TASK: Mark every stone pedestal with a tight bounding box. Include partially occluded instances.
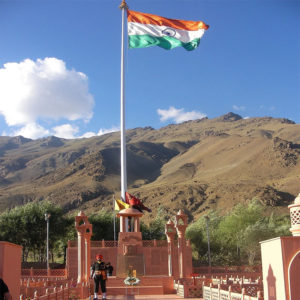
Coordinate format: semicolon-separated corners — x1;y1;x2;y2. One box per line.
0;241;22;300
116;208;144;277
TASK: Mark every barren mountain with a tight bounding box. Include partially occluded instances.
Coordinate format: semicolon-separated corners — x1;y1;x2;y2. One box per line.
0;113;299;222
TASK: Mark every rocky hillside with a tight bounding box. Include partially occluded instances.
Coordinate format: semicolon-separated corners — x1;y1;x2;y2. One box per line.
0;113;299;222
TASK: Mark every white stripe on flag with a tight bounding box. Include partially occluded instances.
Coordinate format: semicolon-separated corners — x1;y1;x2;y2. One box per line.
128;22;205;44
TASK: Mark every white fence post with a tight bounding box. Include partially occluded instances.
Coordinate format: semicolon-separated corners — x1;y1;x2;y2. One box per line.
257;290;263;300
241;287;245;300
33;290;38;300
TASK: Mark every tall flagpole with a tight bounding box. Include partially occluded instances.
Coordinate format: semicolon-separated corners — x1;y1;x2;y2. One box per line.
120;0;128;202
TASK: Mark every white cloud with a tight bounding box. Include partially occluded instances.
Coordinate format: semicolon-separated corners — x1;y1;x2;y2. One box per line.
13;123;50;139
80;126;120;139
0;57;94;126
80;131;96;138
233;105;246;111
157;106;206;124
97;126;119;136
52;124;79;139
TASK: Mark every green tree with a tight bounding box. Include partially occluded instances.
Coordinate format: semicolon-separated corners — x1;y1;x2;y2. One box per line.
186;212;222;265
186;198;291;266
215;199;264;264
89;210;117;241
0;201;69;262
0;207;28;259
52;214;77;263
239;220;274;265
141;206;168;240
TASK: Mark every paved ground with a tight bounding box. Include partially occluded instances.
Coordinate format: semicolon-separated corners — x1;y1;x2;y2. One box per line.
87;296;203;300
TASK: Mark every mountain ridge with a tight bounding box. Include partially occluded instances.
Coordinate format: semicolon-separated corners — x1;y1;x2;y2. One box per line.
0;113;299;222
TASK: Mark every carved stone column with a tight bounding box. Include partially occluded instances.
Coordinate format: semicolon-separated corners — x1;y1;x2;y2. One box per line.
165;219;176;276
75;211;88;284
175;210;188;279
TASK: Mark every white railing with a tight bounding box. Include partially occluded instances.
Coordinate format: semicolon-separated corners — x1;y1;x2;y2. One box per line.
203;284;263;300
20;284;71;300
20;282;90;300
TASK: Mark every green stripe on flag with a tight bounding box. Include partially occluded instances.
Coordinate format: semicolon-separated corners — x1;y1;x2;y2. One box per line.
128;34;201;51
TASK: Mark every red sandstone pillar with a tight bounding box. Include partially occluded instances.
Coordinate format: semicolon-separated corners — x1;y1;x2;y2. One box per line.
175;210;188;279
75;211;88;284
134;217;140;232
165;219;176;276
77;227;85;283
120;215;125;232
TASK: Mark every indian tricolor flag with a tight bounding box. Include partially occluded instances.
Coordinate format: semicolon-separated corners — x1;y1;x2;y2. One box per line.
127;10;209;51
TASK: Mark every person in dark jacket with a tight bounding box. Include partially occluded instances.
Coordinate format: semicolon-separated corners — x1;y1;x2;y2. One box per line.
91;254;108;300
0;278;12;300
106;262;113;276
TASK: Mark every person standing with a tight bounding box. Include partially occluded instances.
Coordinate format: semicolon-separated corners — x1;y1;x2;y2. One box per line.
0;278;12;300
91;254;108;300
106;262;113;276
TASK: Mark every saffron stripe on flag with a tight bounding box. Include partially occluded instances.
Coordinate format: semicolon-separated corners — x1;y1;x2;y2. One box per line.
127;10;209;31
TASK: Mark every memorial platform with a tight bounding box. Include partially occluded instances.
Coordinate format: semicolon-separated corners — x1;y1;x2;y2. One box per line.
91;275;176;296
92;295;203;300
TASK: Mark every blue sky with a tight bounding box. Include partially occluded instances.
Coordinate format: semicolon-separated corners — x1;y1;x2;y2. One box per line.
0;0;299;139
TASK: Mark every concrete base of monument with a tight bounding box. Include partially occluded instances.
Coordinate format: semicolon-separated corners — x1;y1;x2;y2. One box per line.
91;276;176;295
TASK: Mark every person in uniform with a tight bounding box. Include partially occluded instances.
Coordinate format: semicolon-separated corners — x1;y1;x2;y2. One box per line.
0;278;12;300
91;254;108;300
